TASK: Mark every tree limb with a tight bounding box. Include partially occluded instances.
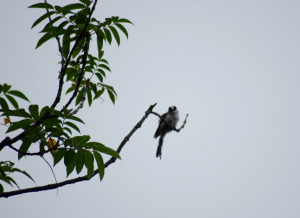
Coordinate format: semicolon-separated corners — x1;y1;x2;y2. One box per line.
51;0;98;109
0;103;157;198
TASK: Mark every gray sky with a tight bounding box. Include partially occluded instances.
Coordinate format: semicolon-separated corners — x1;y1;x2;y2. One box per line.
1;0;300;217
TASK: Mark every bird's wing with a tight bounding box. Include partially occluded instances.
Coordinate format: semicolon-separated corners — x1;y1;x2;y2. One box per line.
154;112;167;138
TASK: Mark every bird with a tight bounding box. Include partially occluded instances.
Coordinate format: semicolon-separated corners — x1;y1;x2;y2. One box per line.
154;106;179;159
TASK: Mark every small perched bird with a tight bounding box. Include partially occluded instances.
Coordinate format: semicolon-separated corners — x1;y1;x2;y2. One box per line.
154;106;179;159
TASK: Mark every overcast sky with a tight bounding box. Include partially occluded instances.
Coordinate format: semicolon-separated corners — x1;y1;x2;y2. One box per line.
1;0;300;217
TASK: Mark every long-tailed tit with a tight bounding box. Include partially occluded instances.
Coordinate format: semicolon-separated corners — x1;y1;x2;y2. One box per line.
154;106;179;159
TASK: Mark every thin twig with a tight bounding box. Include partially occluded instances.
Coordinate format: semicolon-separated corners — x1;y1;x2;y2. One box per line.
0;103;157;198
40;156;58;195
7;144;58;156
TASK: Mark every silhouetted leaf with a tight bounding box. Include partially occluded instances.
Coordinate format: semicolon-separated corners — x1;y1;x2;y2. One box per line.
54;149;67;166
93;151;105;181
115;23;129;39
31;11;56;29
29;105;39;121
28;3;54;9
5;95;19;109
64;121;80;133
109;26;120;46
7;90;30;102
36;33;53;49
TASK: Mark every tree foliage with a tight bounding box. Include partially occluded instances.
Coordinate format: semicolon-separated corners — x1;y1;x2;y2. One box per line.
0;0;133;196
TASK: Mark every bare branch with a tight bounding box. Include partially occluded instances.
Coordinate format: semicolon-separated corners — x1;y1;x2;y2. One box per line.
0;103;157;198
7;144;58;156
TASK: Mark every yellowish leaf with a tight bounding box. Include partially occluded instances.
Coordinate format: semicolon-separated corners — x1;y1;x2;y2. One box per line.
48;138;57;156
4;118;10;125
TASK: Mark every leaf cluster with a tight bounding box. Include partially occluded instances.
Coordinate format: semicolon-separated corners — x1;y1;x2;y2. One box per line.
0;0;133;195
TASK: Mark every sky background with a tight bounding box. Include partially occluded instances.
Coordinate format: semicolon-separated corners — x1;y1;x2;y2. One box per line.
1;0;300;217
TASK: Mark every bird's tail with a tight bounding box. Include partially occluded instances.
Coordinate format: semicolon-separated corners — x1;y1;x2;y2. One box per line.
156;136;164;159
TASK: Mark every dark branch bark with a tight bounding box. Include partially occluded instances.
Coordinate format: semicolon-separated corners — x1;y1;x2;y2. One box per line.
63;35;90;110
51;0;98;109
7;144;58;156
0;103;157;198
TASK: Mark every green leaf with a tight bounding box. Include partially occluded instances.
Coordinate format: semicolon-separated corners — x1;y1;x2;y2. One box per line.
117;18;134;25
11;168;35;184
65;115;85;124
111;16;119;23
105;18;112;26
24;127;45;143
0;183;3;193
0;85;2;93
45;16;63;28
94;88;105;100
63;3;86;11
66;154;76;177
98;64;111;72
84;151;94;180
107;89;115;104
64;121;80;133
77;135;90;147
104;29;112;45
2;84;11;93
63;127;72;134
29;105;39;121
36;33;53;49
64;149;76;166
75;151;84;174
6;119;33;134
28;3;54;9
93;151;105;181
18;140;32;160
97;39;103;59
5;95;19;109
79;0;92;7
87;88;92;107
63;26;74;59
31;11;56;29
0;97;9;109
75;87;86;106
89;142;121;159
109;26;120;46
72;37;85;59
95;73;103;83
1;109;32;118
98;51;104;60
99;59;109;65
115;23;129;39
66;86;75;95
54;149;67;166
7;90;30;102
7;177;20;189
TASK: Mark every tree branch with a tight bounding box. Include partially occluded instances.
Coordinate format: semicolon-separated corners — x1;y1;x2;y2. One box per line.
51;0;98;109
0;103;157;198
